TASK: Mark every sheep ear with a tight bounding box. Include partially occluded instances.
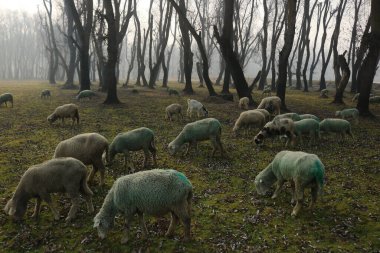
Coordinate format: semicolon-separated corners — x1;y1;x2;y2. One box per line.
4;199;16;216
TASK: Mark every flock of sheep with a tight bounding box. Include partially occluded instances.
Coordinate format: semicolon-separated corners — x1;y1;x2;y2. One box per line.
0;88;361;244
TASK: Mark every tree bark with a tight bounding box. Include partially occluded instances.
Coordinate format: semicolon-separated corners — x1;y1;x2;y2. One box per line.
332;52;351;104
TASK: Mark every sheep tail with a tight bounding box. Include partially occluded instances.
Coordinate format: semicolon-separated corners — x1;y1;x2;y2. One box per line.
313;160;325;196
81;177;93;196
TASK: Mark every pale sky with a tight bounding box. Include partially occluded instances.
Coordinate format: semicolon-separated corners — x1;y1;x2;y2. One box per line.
0;0;41;12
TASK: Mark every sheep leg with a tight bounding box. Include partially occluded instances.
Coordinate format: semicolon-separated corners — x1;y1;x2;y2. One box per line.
271;180;284;199
291;180;304;217
31;197;42;219
94;160;106;186
148;143;157;167
290;181;296;204
84;194;94;214
143;148;150;168
123;151;134;173
165;212;179;237
121;215;133;244
138;212;148;238
66;195;80;222
87;166;98;185
309;186;318;209
41;193;60;220
210;136;218;157
177;210;191;241
185;142;193;156
217;135;225;157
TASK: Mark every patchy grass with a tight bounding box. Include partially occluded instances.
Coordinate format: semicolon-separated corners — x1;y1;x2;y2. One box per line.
0;80;379;252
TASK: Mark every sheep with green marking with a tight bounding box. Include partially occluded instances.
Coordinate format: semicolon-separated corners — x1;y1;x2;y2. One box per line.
108;127;157;172
167;87;180;96
255;150;325;216
93;169;192;244
0;93;13;107
273;112;301;122
233;110;265;136
319;118;353;138
168;118;224;157
335;108;359;124
370;96;380;103
299;114;320;122
76;90;97;100
294;119;320;145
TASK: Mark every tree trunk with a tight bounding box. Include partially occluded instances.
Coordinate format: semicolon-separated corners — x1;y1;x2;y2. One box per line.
258;0;269;90
332;52;350;104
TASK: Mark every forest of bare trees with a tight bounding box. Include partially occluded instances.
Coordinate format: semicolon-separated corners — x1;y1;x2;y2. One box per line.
0;0;377;114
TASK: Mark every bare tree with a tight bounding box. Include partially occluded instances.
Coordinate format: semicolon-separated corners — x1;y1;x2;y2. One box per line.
162;13;178;88
123;29;137;87
258;0;269;90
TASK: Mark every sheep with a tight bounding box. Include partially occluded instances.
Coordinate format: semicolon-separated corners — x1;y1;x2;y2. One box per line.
352;93;360;102
254;118;296;146
254;150;325;216
168;118;225;157
320;89;328;98
93;169;192;243
187;99;208;119
293;119;320;145
165;103;183;121
319;118;353;138
335;108;359;124
4;157;94;222
369;96;380;103
0;93;13;108
238;97;249;110
257;96;281;116
47;103;79;126
108;127;157;172
273;112;301;122
53;133;109;186
40;89;51;99
167;87;180;96
233;110;266;136
76;90;97;100
253;109;271;122
299;114;320;122
262;87;271;98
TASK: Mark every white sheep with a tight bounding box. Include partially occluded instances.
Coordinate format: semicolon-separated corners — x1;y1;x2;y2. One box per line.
299;114;320;122
238;97;249;110
254;118;296;146
262;87;271;98
255;151;325;216
187;99;208;119
293;119;320;145
273;112;301;122
93;169;192;243
335;108;359;124
168;118;224;157
253;109;271;122
257;96;281;116
47;103;79;126
233;110;265;136
53;133;109;186
166;103;183;121
319;118;353;139
4;157;94;222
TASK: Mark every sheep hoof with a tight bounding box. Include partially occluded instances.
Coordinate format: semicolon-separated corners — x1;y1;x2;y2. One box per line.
291;211;297;217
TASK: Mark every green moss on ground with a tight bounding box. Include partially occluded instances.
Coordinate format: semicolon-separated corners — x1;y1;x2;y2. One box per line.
0;81;379;252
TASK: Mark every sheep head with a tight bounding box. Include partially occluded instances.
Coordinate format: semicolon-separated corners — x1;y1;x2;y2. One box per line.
168;141;181;155
254;164;276;195
201;106;208;117
93;213;114;239
47;114;57;124
4;198;27;220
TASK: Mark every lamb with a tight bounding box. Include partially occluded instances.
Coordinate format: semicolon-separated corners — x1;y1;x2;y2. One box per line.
320;89;328;98
233;110;266;136
255;150;325;216
108;127;157;171
299;114;320;122
253;109;271;122
167;87;180;96
165;103;183;121
53;133;109;186
40;89;51;99
335;108;359;124
4;157;94;222
93;169;192;243
187;99;208;119
273;112;301;122
47;103;79;126
238;97;249;110
319;118;353;138
257;96;281;116
0;93;13;107
168;118;225;157
369;96;380;103
76;90;97;100
293;119;320;145
254;118;296;146
262;87;271;98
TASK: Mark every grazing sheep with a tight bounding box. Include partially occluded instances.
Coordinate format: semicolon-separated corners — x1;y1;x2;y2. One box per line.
168;118;224;157
320;89;328;98
187;99;208;119
76;90;97;100
369;96;380;103
4;158;94;222
257;96;281;116
299;114;320;122
131;89;139;94
167;88;180;96
238;97;249;110
262;87;271;98
352;93;360;102
253;109;271;123
53;133;109;186
47;103;79;126
166;103;183;121
40;89;51;99
0;93;13;107
273;112;301;122
108;127;157;171
255;150;325;216
335;108;359;124
233;110;266;136
93;169;192;243
294;119;320;145
254;118;296;146
319;118;353;138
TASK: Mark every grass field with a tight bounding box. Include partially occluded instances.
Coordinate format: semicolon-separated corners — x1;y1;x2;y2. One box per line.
0;80;379;252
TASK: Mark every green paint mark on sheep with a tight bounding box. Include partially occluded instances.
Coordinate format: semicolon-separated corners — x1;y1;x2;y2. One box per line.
172;170;191;186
